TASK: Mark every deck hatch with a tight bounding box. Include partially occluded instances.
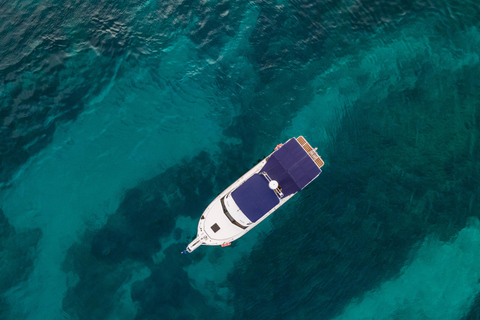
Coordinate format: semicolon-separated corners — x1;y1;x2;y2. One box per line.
211;223;220;233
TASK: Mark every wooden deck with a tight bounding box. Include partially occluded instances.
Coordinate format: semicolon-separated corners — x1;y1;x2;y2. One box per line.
296;136;324;168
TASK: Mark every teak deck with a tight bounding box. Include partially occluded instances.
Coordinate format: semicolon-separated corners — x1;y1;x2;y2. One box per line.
296;136;325;169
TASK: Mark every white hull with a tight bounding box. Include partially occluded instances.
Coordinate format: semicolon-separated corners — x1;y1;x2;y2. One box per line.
184;136;324;253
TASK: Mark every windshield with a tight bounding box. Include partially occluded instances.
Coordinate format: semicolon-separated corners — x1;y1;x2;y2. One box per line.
220;196;247;229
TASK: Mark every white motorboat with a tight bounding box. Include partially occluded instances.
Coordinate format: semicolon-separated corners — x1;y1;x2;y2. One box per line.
182;136;324;253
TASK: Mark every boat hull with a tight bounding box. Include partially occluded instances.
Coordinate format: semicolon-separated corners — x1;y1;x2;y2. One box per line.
184;137;323;253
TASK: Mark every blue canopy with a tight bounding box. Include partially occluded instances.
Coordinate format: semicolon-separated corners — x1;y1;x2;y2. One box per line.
261;138;320;197
231;174;279;223
231;138;320;223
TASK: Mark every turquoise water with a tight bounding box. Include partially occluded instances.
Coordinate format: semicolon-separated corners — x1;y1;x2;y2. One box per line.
1;0;480;319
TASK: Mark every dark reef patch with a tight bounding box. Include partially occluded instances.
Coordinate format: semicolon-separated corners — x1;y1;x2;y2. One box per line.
130;244;218;320
62;147;252;319
0;209;42;319
227;38;480;320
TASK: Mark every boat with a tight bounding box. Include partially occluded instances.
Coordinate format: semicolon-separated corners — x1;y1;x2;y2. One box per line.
182;136;324;253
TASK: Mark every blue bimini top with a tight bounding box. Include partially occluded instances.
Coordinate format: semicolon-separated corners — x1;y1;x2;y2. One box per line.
231;174;279;223
261;138;320;197
231;138;320;223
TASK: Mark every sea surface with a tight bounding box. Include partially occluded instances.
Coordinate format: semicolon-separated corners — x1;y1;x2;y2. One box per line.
1;0;480;319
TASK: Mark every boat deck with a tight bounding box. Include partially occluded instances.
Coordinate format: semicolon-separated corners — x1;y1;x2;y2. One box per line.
297;136;324;168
